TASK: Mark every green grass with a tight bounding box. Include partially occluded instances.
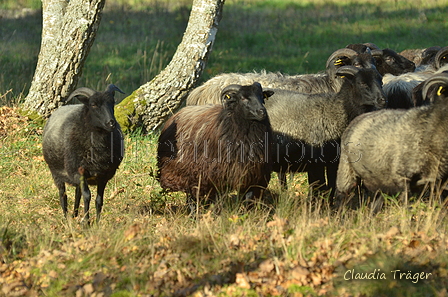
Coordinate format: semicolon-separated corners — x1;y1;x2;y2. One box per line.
1;0;448;296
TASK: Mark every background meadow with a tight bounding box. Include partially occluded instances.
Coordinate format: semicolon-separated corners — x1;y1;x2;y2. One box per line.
1;0;448;296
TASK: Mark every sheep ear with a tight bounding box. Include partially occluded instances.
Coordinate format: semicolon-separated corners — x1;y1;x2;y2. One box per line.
422;72;448;100
437;86;445;96
326;48;358;69
105;84;125;96
263;90;274;99
222;93;235;105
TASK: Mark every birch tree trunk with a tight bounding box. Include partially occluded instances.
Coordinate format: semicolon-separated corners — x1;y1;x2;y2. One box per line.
23;0;105;117
115;0;225;132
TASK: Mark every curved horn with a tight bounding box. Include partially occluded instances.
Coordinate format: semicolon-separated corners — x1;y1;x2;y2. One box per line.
222;84;243;94
420;46;441;65
370;49;384;58
335;65;360;77
363;42;380;50
105;84;125;95
421;72;448;100
434;46;448;69
66;87;97;102
326;48;359;69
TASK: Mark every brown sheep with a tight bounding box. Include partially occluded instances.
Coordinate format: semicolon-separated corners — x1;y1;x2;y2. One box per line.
157;82;274;211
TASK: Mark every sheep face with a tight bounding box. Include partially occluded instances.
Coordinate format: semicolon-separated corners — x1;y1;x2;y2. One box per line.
325;49;377;92
351;52;376;70
336;66;386;109
372;48;416;76
221;82;273;121
77;93;117;132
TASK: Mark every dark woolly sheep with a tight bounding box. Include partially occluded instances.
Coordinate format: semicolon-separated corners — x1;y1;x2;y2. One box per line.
383;46;448;109
157;82;273;210
399;46;441;69
185;48;377;106
42;84;125;223
371;48;416;76
346;43;416;76
336;72;448;201
265;66;386;196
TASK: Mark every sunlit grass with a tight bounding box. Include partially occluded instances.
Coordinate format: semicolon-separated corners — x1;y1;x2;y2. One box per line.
0;111;447;296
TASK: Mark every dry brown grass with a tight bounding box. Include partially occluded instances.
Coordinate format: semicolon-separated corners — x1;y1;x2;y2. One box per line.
0;108;447;296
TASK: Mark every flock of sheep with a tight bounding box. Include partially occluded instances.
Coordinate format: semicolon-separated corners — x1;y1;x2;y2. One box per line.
41;43;448;222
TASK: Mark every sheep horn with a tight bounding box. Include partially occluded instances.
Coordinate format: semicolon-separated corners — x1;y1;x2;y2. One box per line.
420;46;441;65
363;42;380;50
434;46;448;69
222;84;243;94
370;49;384;59
66;87;97;102
335;65;360;78
325;48;359;69
105;84;125;95
421;72;448;100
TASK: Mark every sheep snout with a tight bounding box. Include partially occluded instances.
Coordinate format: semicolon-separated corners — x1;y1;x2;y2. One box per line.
252;107;267;121
107;119;116;130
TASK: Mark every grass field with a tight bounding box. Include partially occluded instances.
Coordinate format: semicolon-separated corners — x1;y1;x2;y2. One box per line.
1;0;448;296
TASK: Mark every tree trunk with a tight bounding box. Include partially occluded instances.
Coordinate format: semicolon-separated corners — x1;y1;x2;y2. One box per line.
23;0;105;117
115;0;225;133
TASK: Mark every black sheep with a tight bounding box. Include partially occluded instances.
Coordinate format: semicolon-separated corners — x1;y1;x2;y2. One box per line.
265;66;386;197
42;84;125;223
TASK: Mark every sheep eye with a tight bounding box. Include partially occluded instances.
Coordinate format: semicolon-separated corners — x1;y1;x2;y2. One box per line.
437;86;445;96
91;103;98;108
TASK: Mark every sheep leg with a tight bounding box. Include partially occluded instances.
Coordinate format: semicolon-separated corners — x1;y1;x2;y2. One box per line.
325;163;339;202
73;186;81;218
307;165;327;192
334;157;358;208
57;182;68;217
95;180;107;223
335;158;357;195
79;176;92;224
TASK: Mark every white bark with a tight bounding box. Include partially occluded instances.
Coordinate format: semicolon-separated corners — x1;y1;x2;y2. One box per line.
115;0;225;132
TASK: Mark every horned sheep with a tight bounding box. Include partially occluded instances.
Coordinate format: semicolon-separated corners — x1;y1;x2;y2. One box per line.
346;43;416;76
265;65;386;195
185;47;377;106
383;46;448;109
157;82;274;210
42;84;125;223
336;72;448;201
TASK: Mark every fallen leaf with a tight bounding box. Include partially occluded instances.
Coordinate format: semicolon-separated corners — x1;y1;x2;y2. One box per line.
235;273;251;289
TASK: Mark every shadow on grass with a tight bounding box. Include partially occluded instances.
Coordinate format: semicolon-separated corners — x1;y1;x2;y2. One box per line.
2;1;448;104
